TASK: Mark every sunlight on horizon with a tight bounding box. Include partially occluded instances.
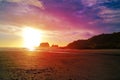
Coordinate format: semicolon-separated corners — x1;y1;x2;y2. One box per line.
22;27;42;51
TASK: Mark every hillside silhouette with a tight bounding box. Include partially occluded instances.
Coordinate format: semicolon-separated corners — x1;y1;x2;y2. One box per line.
66;32;120;49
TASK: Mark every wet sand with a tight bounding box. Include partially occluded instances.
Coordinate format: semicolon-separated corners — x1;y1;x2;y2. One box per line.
0;49;120;80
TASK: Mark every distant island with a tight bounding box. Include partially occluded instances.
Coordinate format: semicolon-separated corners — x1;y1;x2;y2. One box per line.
39;42;59;48
66;32;120;49
40;42;50;48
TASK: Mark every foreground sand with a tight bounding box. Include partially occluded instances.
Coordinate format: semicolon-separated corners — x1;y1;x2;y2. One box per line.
0;49;120;80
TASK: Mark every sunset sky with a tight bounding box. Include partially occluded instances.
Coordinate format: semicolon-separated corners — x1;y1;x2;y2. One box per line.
0;0;120;47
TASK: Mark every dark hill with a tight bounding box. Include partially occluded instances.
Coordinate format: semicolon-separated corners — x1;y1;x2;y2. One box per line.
66;32;120;49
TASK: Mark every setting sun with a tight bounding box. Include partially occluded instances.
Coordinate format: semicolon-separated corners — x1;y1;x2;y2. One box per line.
22;27;42;51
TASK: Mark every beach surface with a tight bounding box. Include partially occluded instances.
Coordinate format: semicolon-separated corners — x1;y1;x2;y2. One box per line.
0;49;120;80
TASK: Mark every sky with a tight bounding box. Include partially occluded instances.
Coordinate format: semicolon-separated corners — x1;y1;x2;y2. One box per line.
0;0;120;47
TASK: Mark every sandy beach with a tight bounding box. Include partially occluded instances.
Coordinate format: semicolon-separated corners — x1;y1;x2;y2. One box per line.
0;49;120;80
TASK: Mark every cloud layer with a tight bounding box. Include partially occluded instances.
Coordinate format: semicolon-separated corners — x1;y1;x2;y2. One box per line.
0;0;120;46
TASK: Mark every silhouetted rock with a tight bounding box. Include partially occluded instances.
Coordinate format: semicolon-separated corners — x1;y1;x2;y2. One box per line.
51;45;59;48
66;32;120;49
40;42;50;48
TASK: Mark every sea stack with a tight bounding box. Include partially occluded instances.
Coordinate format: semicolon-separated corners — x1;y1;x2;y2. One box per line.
39;42;50;48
